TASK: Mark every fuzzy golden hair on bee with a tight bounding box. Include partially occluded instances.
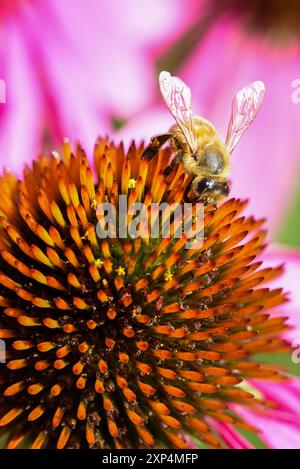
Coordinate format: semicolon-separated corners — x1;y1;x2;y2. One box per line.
142;71;265;205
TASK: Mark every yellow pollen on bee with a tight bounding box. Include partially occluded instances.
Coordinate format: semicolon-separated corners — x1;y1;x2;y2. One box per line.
116;266;125;277
128;178;137;189
95;258;104;268
164;270;173;282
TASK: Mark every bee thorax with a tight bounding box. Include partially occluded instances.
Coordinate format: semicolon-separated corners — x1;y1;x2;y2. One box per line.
202;145;224;174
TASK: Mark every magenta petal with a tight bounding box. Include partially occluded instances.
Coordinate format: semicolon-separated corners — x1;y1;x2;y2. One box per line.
211;420;253;448
116;105;172;143
121;11;300;233
233;378;300;448
0;18;43;173
253;379;300;417
1;0;186;167
261;245;300;342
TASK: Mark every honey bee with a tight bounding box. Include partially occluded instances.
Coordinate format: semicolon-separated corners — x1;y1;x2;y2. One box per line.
142;71;265;204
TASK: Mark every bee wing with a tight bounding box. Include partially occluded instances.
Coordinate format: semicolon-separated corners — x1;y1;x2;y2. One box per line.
159;71;197;153
226;81;265;154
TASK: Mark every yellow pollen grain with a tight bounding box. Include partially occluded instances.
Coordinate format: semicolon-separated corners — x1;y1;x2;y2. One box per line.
91;198;97;210
116;266;126;277
164;270;173;282
102;279;108;286
128;178;136;189
132;306;142;317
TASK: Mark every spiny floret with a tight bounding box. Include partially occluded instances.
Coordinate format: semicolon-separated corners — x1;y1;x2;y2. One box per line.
0;138;289;449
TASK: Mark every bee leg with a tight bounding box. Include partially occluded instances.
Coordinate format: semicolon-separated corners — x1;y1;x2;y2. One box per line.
163;150;183;177
183;178;194;201
141;133;172;161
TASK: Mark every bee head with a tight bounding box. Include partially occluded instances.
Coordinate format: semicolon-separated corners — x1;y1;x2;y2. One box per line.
195;177;229;201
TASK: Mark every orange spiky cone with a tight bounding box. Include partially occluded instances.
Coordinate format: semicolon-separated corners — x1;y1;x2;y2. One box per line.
0;138;290;449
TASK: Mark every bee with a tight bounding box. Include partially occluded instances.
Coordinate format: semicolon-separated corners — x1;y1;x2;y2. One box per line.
141;71;265;204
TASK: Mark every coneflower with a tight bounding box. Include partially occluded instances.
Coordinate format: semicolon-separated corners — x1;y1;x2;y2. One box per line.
0;138;290;449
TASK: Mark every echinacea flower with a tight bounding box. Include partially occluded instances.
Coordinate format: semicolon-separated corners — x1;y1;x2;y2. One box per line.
0;138;294;449
120;0;300;234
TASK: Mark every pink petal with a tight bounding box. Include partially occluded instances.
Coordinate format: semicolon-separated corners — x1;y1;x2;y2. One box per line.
19;0;187;148
221;246;300;448
235;405;300;448
233;378;300;448
0;17;43;174
262;245;300;342
180;13;300;233
212;421;253;449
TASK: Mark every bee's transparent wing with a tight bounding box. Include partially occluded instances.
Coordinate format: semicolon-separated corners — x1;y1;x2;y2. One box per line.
226;81;265;154
159;71;197;153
